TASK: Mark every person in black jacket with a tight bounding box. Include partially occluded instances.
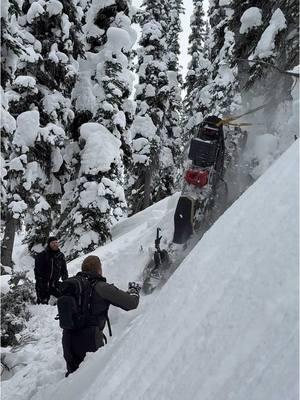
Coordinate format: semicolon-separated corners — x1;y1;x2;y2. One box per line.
62;255;140;377
34;236;68;304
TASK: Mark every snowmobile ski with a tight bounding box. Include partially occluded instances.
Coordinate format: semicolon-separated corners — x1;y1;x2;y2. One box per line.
142;228;171;295
173;196;194;244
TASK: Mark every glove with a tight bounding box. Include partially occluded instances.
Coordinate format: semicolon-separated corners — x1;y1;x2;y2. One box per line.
128;282;141;296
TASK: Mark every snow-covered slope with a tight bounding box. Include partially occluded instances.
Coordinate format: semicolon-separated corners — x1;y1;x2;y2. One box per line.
1;193;180;399
2;142;298;400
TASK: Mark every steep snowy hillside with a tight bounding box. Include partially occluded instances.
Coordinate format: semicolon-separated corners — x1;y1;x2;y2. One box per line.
15;141;296;400
1;193;180;399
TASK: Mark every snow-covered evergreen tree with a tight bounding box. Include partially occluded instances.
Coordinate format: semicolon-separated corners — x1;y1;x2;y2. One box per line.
151;0;184;203
185;1;208;101
1;0;25;87
58;122;127;259
207;0;241;117
166;0;184;72
58;0;136;259
4;0;84;253
183;0;211;139
231;1;298;110
72;0;137;163
129;0;172;212
1;1;27;267
0;92;18;268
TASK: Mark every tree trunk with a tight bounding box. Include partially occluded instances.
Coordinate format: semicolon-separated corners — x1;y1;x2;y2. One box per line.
143;168;152;209
1;217;16;269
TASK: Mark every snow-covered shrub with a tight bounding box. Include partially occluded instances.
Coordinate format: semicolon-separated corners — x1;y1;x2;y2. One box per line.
1;272;35;347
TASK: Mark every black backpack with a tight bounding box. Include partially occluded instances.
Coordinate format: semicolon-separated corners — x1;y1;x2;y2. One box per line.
57;275;97;330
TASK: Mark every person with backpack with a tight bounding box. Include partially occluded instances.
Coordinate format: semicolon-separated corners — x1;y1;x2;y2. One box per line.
34;236;68;304
57;255;140;377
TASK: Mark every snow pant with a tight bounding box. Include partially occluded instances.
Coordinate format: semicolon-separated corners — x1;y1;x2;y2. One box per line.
36;280;61;304
62;326;104;376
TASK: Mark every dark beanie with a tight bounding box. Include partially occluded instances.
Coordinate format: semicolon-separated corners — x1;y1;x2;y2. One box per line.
47;236;58;246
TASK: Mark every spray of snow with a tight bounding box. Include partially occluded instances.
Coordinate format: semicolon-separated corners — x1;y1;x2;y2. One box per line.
243;65;299;179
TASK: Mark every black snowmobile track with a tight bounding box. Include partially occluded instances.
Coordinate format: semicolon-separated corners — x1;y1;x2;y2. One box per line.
173;196;195;244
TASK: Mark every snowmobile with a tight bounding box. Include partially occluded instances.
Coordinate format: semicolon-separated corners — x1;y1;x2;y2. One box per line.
142;228;171;294
142;117;248;294
173;115;230;244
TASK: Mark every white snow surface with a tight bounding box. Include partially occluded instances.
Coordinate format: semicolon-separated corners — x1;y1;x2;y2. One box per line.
252;8;286;59
8;198;27;218
2;141;298;400
14;75;37;89
46;0;63;17
1;107;16;134
72;69;97;114
23;161;47;191
13;110;40;148
26;2;45;24
51;147;63;173
79;123;122;175
131;115;157;164
219;0;231;7
106;27;132;53
0;274;12;294
1;0;8;20
240;7;262;34
219;0;231;6
142;20;163;41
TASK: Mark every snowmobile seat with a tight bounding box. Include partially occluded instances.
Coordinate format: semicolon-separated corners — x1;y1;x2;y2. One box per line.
188;138;218;167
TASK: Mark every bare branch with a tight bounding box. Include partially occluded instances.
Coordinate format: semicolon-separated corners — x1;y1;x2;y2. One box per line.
236;58;300;78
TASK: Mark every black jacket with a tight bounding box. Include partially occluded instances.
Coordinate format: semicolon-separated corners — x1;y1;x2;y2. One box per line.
34;247;68;289
62;272;139;375
75;271;139;330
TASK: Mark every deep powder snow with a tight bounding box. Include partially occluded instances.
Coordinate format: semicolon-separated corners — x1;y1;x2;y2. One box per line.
2;140;298;400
